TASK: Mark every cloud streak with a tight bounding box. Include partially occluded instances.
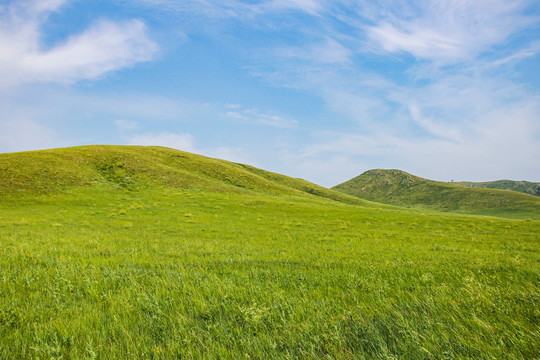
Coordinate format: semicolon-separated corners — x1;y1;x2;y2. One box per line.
132;0;325;17
221;104;298;129
341;0;536;64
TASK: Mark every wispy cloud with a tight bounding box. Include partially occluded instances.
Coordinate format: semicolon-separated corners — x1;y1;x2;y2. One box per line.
367;23;462;60
486;41;540;68
132;0;325;17
220;104;298;129
0;0;158;88
263;0;324;15
352;0;536;64
274;37;352;65
290;79;540;185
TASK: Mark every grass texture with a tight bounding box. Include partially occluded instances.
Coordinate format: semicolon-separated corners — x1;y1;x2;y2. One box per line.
0;146;539;359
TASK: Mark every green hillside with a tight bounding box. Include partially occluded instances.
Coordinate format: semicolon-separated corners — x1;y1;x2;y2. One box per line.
1;147;539;359
455;179;540;196
0;145;367;206
332;169;540;220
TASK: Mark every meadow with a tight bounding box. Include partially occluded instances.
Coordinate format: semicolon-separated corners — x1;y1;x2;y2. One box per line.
0;146;539;359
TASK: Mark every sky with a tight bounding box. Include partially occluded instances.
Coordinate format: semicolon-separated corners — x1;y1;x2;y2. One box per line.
1;0;539;187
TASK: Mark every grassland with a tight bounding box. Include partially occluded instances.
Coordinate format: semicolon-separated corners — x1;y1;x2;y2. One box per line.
455;180;540;197
333;169;540;220
1;146;539;359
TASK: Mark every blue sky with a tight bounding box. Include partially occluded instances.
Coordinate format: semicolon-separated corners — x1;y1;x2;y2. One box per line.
1;0;539;186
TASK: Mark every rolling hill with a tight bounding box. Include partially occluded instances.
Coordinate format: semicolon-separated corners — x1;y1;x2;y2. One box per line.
0;145;368;206
455;179;540;196
1;146;539;358
332;169;540;219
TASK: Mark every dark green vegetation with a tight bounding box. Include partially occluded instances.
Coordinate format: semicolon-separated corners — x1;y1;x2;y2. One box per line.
1;146;539;359
455;180;540;197
333;169;540;220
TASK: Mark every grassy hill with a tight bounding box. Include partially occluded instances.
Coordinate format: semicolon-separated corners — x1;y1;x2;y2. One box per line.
332;169;540;220
455;179;540;196
1;147;539;359
0;145;368;206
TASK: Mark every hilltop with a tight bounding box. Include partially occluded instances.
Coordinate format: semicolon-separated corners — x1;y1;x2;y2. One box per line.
332;169;540;219
455;179;540;196
0;145;366;206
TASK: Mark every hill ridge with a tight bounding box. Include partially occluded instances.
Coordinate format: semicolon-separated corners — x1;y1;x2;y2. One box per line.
454;179;540;197
0;145;368;207
332;169;540;220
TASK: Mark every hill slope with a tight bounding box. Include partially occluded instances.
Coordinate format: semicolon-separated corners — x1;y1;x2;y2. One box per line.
332;169;540;219
455;179;540;196
0;145;367;206
1;147;539;358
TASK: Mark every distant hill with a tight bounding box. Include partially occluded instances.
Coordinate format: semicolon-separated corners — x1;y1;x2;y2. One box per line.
454;180;540;197
0;145;367;206
332;169;540;219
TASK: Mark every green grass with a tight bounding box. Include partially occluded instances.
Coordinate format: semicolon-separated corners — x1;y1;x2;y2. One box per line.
333;169;540;220
0;145;367;206
1;147;539;359
455;180;540;197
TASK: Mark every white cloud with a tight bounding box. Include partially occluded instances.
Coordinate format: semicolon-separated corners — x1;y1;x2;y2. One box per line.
286;121;540;186
0;0;158;88
266;60;540;186
292;93;540;185
27;0;65;14
133;0;324;17
276;38;352;64
367;23;462;60
486;41;540;68
220;106;298;128
261;0;324;15
407;104;463;142
364;0;535;63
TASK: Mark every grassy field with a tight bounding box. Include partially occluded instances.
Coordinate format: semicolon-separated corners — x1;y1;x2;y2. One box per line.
333;169;540;220
1;147;539;359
